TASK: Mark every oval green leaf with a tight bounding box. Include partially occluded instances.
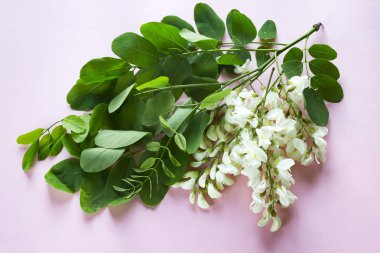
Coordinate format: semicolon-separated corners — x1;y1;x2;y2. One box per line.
136;76;169;91
95;130;150;149
309;59;340;80
258;20;277;40
227;9;256;46
283;47;303;62
62;115;86;133
108;85;134;113
194;3;225;41
161;15;195;32
303;87;329;126
309;44;337;60
112;32;159;67
281;60;303;79
311;74;344;103
17;128;44;145
80;147;125;173
200;89;232;109
22;140;39;171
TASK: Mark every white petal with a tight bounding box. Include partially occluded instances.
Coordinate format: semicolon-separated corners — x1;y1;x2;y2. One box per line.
193;151;207;161
189;190;196;204
207;183;222;199
206;125;218;141
258;211;270;227
198;172;208;188
277;158;295;171
197;192;210;209
218;163;239;175
270;216;282;232
293;138;307;155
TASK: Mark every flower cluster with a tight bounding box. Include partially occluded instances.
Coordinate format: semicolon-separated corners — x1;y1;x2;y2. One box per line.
174;75;328;231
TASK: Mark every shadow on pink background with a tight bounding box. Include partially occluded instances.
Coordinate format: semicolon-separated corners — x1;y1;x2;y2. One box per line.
1;0;379;252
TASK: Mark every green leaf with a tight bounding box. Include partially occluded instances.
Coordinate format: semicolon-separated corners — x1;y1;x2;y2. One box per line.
71;114;90;143
22;140;39;171
162;162;175;178
140;157;156;170
309;44;337;60
161;55;192;85
112;98;145;131
164;98;195;136
283;47;303;62
89;104;112;136
174;133;186;151
226;9;257;46
62;134;82;158
140;22;188;53
184;76;220;102
108;84;134;113
161;140;189;185
80;157;135;213
80;147;125;173
17;128;44;145
45;158;87;193
217;53;244;65
309;59;340;80
135;66;161;85
113;71;135;95
258;20;277;40
200;89;232;109
142;91;175;127
38;133;51;161
112;32;159;67
311;74;344;103
62;115;86;133
66;79;116;111
159;115;174;135
49;139;64;157
49;126;65;156
179;29;218;49
95;130;150;149
161;16;195;32
80;57;130;85
191;53;218;79
146;142;161;152
281;60;303;79
136;76;169;91
255;46;270;67
194;3;225;41
183;111;210;153
303;87;329;126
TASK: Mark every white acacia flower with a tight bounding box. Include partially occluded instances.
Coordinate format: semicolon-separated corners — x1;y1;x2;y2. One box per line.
256;126;274;149
258;211;270;227
193;150;208;161
172;171;198;190
198;169;209;188
207;182;222;199
276;186;297;207
250;193;266;214
264;91;281;109
270;216;282;232
276;158;295;186
234;59;256;74
197;191;210;209
189;189;196;204
287;76;310;105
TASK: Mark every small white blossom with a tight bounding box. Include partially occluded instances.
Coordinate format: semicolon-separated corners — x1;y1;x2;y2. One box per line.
234;59;256;74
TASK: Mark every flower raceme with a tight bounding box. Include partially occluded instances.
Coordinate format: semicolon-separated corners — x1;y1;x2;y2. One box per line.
173;75;328;232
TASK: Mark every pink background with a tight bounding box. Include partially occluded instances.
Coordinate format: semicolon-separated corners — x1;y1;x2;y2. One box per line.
1;0;379;252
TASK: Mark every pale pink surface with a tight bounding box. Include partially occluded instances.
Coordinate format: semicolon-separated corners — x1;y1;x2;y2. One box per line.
1;0;379;252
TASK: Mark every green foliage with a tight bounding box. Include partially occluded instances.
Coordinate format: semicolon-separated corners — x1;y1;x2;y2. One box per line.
161;55;192;85
303;87;329;126
194;3;225;41
140;22;188;53
283;47;303;62
62;115;86;133
308;44;337;60
200;89;232;109
45;159;87;193
80;57;130;85
217;53;244;65
142;91;175;126
136;76;169;91
179;29;218;49
191;53;218;78
108;85;134;113
183;111;210;153
256;46;270;67
112;32;159;67
95;130;150;149
80;147;125;173
281;60;303;79
17;128;44;145
311;75;344;103
309;59;340;79
22;140;39;171
161;16;195;32
227;9;257;46
258;20;277;40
